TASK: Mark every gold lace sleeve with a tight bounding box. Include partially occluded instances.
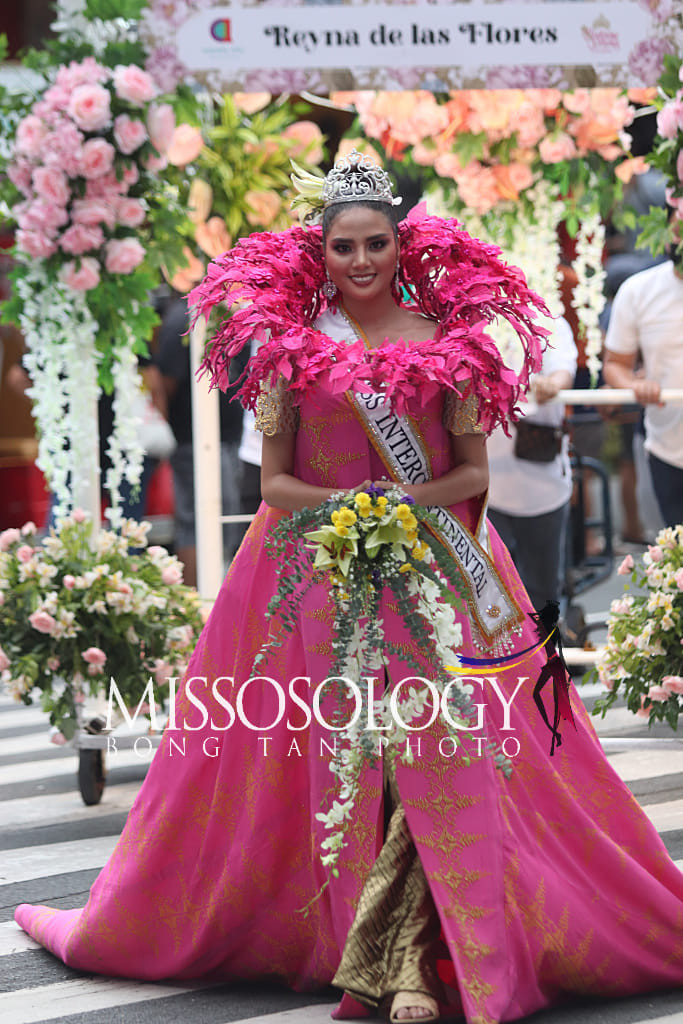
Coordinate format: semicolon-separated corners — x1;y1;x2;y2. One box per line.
443;389;485;435
254;377;300;436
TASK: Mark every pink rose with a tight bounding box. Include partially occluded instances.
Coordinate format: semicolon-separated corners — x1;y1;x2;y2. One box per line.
678;150;683;184
647;545;663;562
167;124;204;167
143;152;168;173
161;564;183;585
71;198;116;230
8;158;34;196
49;729;67;746
663;675;683;694
68;83;111;132
16;544;34;563
0;528;21;550
617;554;634;575
114;198;146;228
82;646;107;667
21;522;36;535
105;237;145;275
15;115;48;157
113;114;148;155
63;575;76;590
32;166;70;206
647;685;670;703
674;567;683;590
18;199;69;234
657;101;683;140
47;656;60;670
73;508;87;522
59;257;101;292
29;610;57;634
147;103;176;154
0;646;10;672
59;223;105;256
539;132;577;163
113;64;158;106
79;138;116;179
154;658;174;685
16;230;58;259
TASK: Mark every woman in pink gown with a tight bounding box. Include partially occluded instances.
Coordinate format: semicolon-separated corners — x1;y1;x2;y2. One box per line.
15;152;683;1024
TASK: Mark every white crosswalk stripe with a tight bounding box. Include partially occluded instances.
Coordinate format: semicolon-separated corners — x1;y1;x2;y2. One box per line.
2;690;683;1024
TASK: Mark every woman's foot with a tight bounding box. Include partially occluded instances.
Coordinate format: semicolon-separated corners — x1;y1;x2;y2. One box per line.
390;990;439;1021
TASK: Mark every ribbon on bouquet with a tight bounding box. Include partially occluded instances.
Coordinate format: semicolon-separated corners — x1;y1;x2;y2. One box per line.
346;387;523;645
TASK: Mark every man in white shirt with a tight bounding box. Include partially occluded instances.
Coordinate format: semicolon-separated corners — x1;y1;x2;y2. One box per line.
488;317;578;611
603;256;683;528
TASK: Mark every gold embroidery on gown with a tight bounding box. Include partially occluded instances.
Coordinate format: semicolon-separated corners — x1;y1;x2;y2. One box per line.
254;377;300;435
333;758;444;1009
443;389;485;436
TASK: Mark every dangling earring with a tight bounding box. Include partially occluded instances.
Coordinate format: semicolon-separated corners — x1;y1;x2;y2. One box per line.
393;260;401;293
322;268;338;300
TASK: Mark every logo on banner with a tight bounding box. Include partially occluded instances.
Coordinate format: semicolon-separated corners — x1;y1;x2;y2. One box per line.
210;18;232;42
581;14;619;53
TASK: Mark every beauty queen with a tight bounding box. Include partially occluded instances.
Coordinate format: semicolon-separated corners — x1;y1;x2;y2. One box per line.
15;152;683;1024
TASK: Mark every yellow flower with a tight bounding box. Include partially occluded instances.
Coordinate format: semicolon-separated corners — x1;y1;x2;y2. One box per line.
337;507;357;527
331;510;341;525
399;563;414;573
405;530;418;544
412;541;428;561
335;525;349;537
402;513;418;531
396;503;411;518
354;492;372;509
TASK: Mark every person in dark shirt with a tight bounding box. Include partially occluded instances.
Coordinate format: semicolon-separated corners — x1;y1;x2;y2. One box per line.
154;294;244;586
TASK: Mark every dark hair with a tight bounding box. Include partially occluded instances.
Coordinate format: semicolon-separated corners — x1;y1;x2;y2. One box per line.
322;199;400;245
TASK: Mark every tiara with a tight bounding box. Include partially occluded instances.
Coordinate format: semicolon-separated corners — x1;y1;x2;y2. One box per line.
290;149;401;224
322;149;401;209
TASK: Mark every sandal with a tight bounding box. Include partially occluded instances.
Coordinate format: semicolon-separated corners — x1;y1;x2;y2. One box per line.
389;990;439;1022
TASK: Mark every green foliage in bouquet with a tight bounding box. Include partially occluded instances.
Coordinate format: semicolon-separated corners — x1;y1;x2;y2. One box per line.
589;525;683;727
0;514;203;738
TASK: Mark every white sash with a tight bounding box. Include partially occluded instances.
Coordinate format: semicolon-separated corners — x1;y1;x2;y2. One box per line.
314;308;522;644
348;390;521;641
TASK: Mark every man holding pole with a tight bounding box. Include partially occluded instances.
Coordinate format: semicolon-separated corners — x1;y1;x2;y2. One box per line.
603;245;683;528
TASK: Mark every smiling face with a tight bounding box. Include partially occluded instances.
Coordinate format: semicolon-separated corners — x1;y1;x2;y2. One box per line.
323;205;399;306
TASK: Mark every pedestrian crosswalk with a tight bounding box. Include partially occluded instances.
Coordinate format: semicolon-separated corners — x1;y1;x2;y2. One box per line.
3;690;683;1024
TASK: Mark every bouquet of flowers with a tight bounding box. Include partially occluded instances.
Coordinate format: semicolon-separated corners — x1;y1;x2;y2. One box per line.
0;513;203;740
256;485;508;873
590;525;683;726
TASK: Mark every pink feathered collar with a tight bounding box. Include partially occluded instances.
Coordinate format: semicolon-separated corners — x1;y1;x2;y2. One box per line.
188;205;549;432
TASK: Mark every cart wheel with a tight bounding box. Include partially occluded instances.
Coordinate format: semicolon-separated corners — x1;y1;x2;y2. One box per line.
78;748;106;805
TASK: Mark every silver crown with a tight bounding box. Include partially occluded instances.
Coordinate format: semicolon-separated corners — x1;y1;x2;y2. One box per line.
321;149;402;210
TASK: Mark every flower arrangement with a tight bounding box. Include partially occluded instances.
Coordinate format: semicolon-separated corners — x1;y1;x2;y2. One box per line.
636;53;683;268
590;525;683;727
0;512;203;739
0;0;200;522
330;87;650;380
255;486;509;873
169;93;325;293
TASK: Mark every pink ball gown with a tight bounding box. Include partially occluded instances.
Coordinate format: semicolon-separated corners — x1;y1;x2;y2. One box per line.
15;378;683;1024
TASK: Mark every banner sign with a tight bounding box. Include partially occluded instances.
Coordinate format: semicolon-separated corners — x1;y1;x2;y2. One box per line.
142;1;663;93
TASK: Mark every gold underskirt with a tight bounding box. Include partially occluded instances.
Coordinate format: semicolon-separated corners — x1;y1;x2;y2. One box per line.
332;760;444;1010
